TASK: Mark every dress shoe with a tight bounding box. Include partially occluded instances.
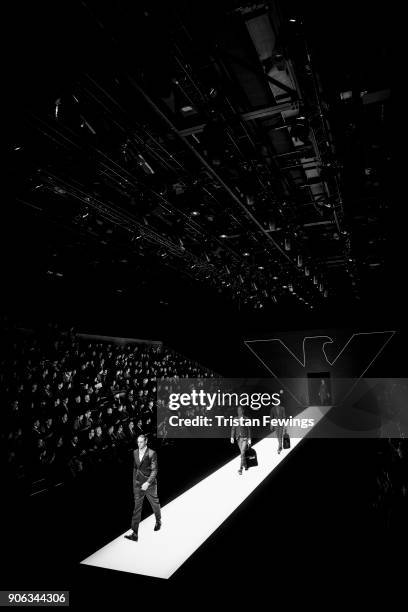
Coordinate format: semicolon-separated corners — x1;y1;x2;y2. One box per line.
238;468;243;475
154;521;161;531
124;532;138;541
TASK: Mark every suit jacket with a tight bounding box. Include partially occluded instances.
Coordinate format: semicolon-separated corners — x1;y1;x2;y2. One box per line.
231;423;251;440
270;404;286;420
133;447;158;488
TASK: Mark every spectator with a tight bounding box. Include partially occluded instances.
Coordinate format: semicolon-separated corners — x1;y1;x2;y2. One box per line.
126;421;138;448
115;424;127;444
1;325;217;489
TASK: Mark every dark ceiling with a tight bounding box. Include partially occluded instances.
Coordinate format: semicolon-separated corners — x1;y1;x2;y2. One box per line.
5;0;395;340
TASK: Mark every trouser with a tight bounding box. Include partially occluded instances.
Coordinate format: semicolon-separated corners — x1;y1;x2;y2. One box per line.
237;437;248;469
131;482;161;533
276;425;284;450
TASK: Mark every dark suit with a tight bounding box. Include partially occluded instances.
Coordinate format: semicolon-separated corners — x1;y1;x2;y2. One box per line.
270;404;286;450
231;422;251;470
131;447;161;533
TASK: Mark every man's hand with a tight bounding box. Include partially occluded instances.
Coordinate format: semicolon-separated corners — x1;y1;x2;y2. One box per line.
248;439;252;446
230;437;234;444
141;482;149;491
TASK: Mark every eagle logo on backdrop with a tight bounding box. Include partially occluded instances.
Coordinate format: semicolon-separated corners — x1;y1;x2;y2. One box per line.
244;330;396;407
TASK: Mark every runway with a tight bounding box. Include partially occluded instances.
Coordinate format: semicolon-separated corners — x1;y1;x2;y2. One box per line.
81;405;330;579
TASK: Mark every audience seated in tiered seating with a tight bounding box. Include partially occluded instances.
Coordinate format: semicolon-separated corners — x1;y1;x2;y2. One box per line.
1;322;216;490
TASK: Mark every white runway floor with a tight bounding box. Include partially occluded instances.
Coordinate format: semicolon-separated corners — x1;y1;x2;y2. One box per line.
81;405;329;579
